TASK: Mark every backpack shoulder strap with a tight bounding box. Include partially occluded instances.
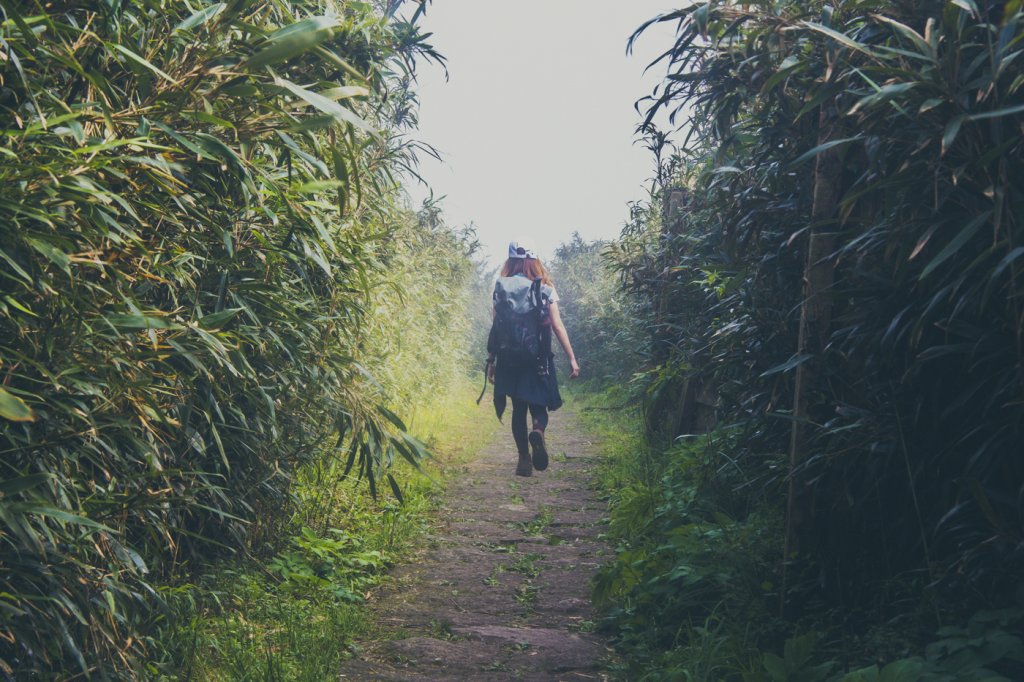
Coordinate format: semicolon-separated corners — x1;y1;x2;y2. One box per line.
528;277;542;309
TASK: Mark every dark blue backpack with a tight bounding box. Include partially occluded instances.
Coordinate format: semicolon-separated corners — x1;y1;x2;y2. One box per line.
487;276;552;375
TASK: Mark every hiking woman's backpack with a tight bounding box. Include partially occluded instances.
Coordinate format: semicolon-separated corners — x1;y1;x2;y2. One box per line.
488;277;552;375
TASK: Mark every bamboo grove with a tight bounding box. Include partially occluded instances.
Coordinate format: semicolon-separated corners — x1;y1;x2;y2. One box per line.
0;0;479;676
593;0;1024;677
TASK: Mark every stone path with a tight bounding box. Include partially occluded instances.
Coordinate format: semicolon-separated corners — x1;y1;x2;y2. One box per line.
338;408;613;681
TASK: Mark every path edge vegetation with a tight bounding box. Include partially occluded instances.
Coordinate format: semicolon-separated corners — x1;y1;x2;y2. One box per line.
0;0;496;677
555;1;1024;680
163;378;500;679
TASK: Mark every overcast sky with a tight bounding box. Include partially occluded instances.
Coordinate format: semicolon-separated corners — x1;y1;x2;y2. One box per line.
403;1;679;266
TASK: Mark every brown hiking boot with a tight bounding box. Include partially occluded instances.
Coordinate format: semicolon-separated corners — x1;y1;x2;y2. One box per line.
515;452;533;477
529;429;548;471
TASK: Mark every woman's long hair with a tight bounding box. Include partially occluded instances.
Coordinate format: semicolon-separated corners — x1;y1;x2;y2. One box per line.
500;257;553;286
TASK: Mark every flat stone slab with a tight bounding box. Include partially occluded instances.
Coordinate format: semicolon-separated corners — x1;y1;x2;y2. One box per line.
451;625;605;669
384;637;498;666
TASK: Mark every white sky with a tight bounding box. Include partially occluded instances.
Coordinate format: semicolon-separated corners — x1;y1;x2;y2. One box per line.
403;1;679;266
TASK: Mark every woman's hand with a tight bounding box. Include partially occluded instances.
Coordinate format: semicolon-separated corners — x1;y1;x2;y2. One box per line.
569;359;580;379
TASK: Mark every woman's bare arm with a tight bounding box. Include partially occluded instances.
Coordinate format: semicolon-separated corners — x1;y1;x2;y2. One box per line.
548;302;580;378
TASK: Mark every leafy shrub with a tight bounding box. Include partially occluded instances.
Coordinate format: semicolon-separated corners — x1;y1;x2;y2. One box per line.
268;526;387;602
0;0;448;675
594;430;782;679
599;0;1024;676
749;611;1024;682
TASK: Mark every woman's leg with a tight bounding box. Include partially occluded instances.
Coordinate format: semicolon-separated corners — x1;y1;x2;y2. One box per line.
511;397;530;454
528;404;549;432
511;398;533;476
527;403;549;471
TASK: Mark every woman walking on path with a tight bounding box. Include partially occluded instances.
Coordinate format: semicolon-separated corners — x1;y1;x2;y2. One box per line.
488;241;580;477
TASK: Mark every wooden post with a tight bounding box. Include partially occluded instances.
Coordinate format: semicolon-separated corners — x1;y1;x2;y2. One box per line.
781;101;844;614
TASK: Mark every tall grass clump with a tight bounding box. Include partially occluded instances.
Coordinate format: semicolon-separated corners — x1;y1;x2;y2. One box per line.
599;0;1024;678
0;0;447;675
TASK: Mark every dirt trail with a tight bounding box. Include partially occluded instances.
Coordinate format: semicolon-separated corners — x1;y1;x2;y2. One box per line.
338;408;614;681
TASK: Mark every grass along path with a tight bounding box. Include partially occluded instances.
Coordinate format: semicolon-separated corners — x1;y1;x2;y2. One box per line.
168;382;499;680
338;406;614;681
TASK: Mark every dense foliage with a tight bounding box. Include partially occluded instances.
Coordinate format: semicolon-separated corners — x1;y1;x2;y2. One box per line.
0;0;466;676
547;232;644;385
596;0;1024;678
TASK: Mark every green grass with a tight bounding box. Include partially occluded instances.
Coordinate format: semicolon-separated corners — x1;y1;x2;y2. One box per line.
567;383;646;494
571;384;771;680
163;576;368;681
570;390;1024;682
159;377;500;680
520;506;555;537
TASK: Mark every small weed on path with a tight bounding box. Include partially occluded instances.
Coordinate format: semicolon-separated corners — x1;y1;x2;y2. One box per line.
511;552;543;578
515;581;540;607
484;564;506;586
520;506;554;536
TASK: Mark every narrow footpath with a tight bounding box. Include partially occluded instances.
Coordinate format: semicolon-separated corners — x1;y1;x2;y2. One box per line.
339;408;614;681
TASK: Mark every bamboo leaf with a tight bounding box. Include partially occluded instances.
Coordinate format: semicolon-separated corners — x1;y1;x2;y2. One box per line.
0;387;35;422
320;85;370;100
104;314;182;330
949;0;979;16
760;353;812;377
110;44;175;83
871;14;933;58
802;21;877;55
246;16;343;69
909;222;943;260
341;437;360;479
848;82;917;115
25;237;71;273
967;102;1024;121
376;404;407;431
791;136;861;166
274;77;379;136
990;247;1024;283
919;211;992;280
761;55;804;93
0;248;34;283
0;473;51;495
942;115;965;155
386;473;404;503
11;504;112;532
197;308;242;329
3;296;37;317
294;179;346;193
174;3;226;33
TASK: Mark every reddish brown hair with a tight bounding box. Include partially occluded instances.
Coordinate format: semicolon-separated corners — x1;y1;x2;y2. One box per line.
500;257;553;286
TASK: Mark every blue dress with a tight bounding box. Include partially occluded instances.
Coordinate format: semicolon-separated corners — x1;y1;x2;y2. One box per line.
493;353;562;411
